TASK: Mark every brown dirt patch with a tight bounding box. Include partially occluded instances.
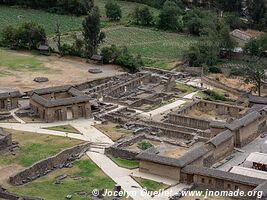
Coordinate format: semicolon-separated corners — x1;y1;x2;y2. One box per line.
0;164;23;186
0;50;125;92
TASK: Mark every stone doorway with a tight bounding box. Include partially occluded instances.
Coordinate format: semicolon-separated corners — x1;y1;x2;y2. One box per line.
67;107;73;120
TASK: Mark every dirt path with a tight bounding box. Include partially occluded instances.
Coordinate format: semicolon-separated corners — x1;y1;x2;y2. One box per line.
0;50;125;92
0;165;23;186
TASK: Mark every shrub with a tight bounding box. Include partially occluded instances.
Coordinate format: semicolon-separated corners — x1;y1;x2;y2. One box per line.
137;141;153;150
101;45;143;73
208;66;222;73
203;89;227;101
105;1;122;21
1;22;46;50
132;7;154;26
229;67;244;76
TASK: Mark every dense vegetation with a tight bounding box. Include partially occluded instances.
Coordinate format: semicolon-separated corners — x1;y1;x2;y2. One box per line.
0;0;93;16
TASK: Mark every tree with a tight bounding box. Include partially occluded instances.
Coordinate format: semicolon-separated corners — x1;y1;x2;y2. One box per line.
157;1;183;31
82;6;105;58
244;33;267;56
54;22;62;56
224;12;247;30
185;41;220;67
215;0;242;12
218;25;236;56
132;7;154;26
247;0;266;23
105;1;122;21
241;59;267;96
1;22;46;50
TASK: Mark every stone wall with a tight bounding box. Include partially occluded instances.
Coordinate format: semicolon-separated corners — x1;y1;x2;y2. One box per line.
168;114;211;130
201;76;246;97
0;129;12;151
0;186;43;200
9;143;91;185
30;99;92;123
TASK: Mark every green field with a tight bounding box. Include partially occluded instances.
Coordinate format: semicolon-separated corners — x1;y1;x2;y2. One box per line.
0;129;82;167
0;6;83;35
8;158;115;200
0;2;197;67
56;26;198;64
0;1;158;34
0;49;46;72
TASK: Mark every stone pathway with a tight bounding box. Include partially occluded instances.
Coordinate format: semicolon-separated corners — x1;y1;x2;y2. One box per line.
0;118;190;200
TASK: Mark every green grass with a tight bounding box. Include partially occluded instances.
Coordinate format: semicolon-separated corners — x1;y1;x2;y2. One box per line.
0;49;46;72
56;26;198;64
44;125;81;134
7;158;115;200
0;129;82;167
133;177;169;192
96;0;159;26
0;6;83;35
104;26;198;62
196;89;233;102
176;83;197;93
110;156;139;169
0;1;158;35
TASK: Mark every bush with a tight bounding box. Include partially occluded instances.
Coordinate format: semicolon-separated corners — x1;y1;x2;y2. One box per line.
185;42;219;67
203;89;227;101
229;67;245;76
0;0;92;16
101;45;143;73
208;66;222;73
132;7;154;26
105;1;122;21
137;141;153;150
1;22;46;50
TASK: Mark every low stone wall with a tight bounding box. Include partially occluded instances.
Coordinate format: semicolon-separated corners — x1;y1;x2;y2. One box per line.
0;129;12;151
0;186;43;200
9;143;91;185
201;76;246;97
168;114;211;130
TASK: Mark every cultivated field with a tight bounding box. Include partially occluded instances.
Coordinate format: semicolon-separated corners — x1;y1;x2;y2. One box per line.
0;1;197;69
56;26;199;67
0;6;83;35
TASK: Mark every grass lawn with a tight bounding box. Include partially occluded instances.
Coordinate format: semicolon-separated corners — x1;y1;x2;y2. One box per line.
0;49;47;72
0;129;82;167
94;122;132;141
176;83;197;93
7;157;116;200
44;125;81;134
132;177;169;192
195;89;234;103
110;156;139;169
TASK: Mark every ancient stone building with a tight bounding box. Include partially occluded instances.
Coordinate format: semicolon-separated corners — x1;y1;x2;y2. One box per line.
0;89;21;111
27;85;92;122
0;128;12;151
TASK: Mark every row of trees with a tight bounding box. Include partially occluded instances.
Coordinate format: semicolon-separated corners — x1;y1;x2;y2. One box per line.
0;0;93;16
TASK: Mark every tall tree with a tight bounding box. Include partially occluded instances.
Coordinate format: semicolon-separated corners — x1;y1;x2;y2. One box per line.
242;58;267;96
82;6;105;58
157;0;183;31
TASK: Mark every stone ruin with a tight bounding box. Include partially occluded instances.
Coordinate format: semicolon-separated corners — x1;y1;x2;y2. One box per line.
0;128;12;151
